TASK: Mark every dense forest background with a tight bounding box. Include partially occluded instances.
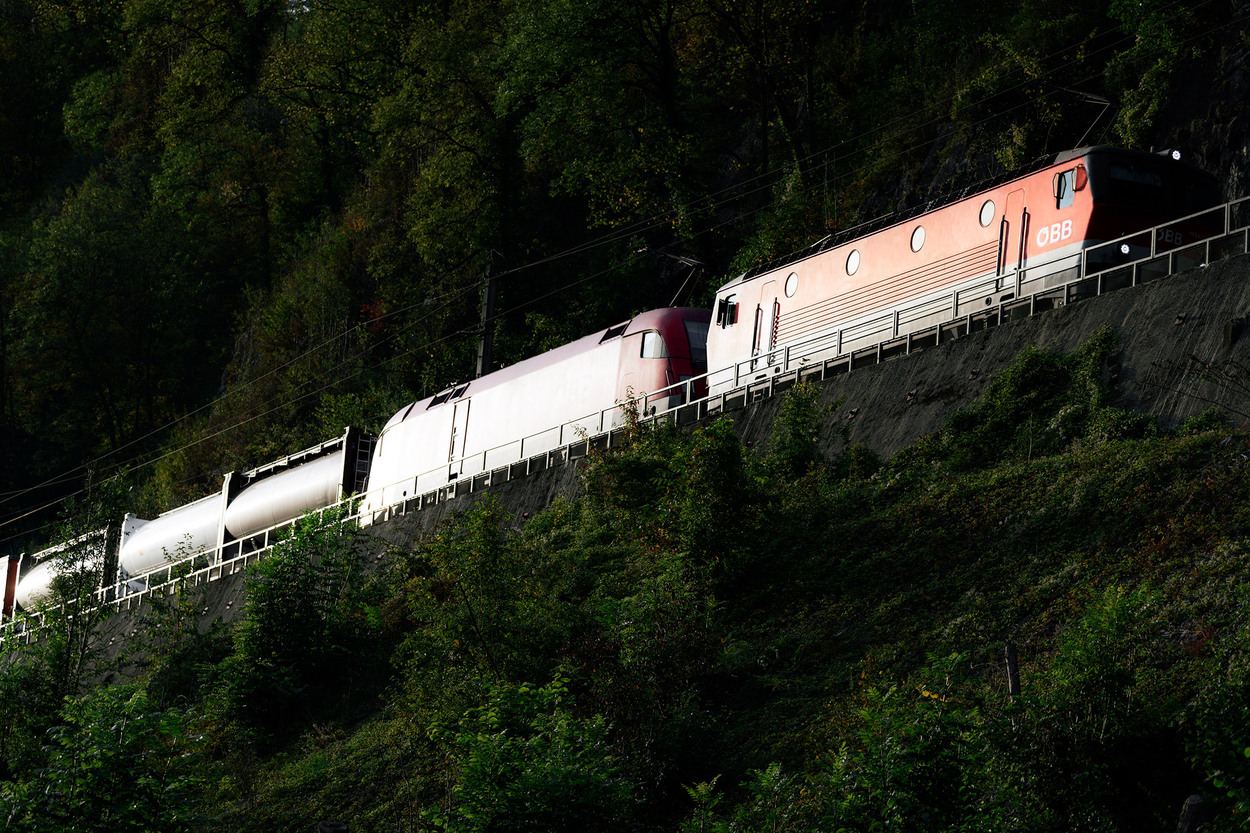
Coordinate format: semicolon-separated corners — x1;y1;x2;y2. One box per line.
2;0;1247;553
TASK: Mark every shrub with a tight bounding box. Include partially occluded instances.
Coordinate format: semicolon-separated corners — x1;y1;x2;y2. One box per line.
426;678;636;832
217;510;381;743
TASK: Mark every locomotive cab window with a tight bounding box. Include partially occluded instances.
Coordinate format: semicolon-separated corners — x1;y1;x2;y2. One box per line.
640;331;668;358
716;294;739;328
1053;166;1086;209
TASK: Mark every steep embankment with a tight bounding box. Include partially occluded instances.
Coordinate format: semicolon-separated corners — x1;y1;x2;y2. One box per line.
52;249;1250;833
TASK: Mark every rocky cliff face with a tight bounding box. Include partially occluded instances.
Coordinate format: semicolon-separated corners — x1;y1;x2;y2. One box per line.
1174;5;1250;201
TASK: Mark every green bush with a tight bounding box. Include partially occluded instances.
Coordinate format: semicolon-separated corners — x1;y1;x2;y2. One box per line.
217;511;382;743
0;685;204;832
426;678;636;832
1190;594;1250;829
990;586;1187;832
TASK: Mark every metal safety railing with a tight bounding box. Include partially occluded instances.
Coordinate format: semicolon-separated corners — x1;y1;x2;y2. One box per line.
2;500;373;644
699;197;1249;411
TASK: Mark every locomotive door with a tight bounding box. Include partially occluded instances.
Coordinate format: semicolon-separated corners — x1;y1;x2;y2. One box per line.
751;280;779;370
1001;189;1028;293
447;399;470;479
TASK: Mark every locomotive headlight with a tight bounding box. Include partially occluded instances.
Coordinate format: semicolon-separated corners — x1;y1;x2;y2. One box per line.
1120;243;1131;255
1171;149;1182;161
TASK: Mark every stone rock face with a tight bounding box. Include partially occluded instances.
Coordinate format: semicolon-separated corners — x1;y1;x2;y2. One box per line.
1163;0;1250;202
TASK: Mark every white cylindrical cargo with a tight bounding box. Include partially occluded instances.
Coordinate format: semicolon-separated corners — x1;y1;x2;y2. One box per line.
14;559;56;612
14;530;110;612
118;494;222;576
224;450;345;539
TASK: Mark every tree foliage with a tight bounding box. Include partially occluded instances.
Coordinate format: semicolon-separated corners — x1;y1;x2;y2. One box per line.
3;334;1250;828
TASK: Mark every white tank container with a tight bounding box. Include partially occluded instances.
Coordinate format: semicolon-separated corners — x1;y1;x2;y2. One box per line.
118;494;223;576
14;530;109;611
224;449;345;539
14;559;57;611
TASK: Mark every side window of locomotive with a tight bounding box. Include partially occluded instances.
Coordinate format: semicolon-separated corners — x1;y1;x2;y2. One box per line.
979;200;995;227
640;331;668;358
910;225;926;252
715;294;739;328
1054;169;1078;209
684;319;710;371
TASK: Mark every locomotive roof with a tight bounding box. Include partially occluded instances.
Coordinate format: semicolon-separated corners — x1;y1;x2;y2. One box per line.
726;145;1210;288
382;307;709;430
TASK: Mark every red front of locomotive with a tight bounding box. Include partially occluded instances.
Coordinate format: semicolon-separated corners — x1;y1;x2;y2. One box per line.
1078;148;1222;257
614;307;711;411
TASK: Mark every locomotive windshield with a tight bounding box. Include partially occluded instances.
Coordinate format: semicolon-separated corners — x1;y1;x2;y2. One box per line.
1087;151;1220;217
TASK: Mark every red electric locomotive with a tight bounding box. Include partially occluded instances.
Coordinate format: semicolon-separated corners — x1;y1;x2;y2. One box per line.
706;146;1221;391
